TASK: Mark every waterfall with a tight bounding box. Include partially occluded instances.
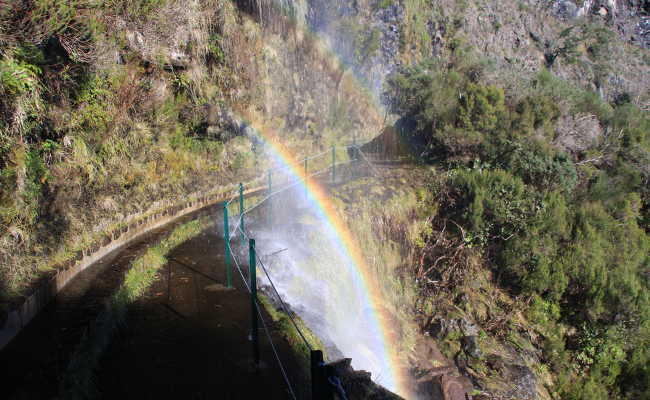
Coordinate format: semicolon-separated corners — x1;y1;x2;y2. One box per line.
244;182;398;393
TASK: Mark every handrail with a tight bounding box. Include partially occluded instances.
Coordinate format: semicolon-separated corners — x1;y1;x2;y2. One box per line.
221;140;382;399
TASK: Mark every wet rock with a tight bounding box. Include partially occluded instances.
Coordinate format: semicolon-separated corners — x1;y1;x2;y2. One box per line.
482;354;538;400
553;0;580;20
327;358;403;400
439;374;468;400
597;6;609;17
459;318;479;337
220;109;245;134
427;318;446;339
638;16;650;48
165;50;190;70
426;317;459;339
427;317;480;341
462;335;481;358
502;364;537;400
242;124;257;140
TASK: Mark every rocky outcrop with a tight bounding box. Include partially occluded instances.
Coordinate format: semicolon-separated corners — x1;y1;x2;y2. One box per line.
328;358;403;400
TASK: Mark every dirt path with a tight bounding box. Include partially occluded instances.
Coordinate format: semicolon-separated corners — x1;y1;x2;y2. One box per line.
96;228;307;399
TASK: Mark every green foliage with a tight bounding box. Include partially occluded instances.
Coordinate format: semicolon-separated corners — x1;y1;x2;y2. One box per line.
103;0;167;19
390;59;650;399
457;83;507;135
359;28;382;61
375;0;394;9
207;34;225;64
23;149;47;221
70;73;112;134
0;56;41;96
507;142;578;192
611;103;650;149
512;94;560;138
446;168;538;246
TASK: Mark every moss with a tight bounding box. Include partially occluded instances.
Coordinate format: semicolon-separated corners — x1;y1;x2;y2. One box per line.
258;294;325;372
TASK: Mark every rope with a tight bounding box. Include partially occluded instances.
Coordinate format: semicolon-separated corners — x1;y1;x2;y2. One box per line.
301;148;330;162
355;147;381;177
328;376;349;400
224;191;239;207
226;240;250;292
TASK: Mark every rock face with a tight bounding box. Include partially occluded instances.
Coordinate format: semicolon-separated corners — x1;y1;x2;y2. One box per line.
305;0;403;97
328;358;404;400
553;0;581;20
440;374;469;400
552;0;650;49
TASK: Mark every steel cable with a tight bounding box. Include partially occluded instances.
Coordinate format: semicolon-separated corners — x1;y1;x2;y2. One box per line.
254;298;299;400
226;240;298;400
232;223;314;352
254;253;314;351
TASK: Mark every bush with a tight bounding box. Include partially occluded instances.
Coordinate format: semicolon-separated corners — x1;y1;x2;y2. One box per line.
388;62;650;398
507;141;577;193
457;83;507;135
444;168;538;246
512;94;560;138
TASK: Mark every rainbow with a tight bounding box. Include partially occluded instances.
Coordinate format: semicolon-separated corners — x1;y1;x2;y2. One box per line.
235;117;411;398
219;4;412;396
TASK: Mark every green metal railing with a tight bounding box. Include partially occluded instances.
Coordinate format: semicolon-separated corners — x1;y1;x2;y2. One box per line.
220;142;376;400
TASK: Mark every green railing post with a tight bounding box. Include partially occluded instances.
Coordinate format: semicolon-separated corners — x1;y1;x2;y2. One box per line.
223;205;232;288
267;170;272;226
249;238;260;366
311;349;332;400
331;145;336;183
239;183;245;240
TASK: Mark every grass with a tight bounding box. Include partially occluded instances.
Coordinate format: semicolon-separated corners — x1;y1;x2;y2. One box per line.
258;293;325;371
401;0;433;61
0;0;386;311
59;216;211;399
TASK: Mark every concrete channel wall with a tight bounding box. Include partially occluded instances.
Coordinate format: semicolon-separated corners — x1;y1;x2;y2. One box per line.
0;182;267;351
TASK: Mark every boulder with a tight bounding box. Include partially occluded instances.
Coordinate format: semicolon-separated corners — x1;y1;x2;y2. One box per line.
439;374;468;400
553;0;579;20
462;335;482;359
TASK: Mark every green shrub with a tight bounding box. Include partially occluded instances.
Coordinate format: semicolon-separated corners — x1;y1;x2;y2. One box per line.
507;142;577;192
512;94;560;138
457;83;507;135
103;0;167;20
611;103;650;149
207;34;225;64
445;168;537;246
0;56;41;96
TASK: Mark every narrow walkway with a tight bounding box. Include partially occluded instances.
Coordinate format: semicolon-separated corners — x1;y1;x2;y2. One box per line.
96;227;306;399
1;218;190;399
